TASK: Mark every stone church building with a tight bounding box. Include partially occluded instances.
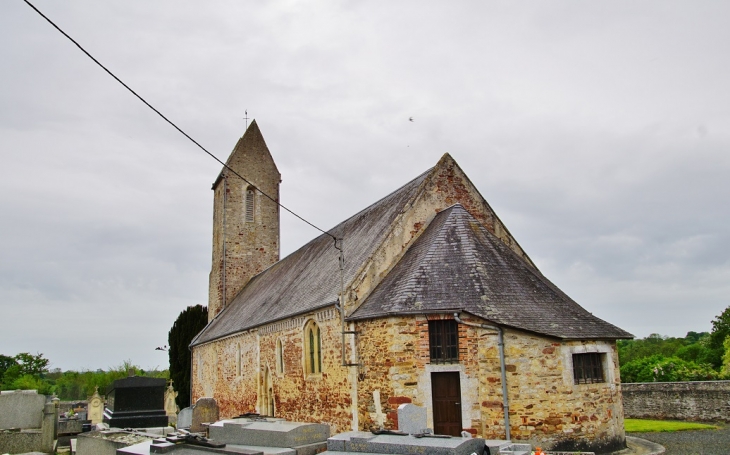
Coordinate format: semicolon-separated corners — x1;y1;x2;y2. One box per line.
190;121;633;452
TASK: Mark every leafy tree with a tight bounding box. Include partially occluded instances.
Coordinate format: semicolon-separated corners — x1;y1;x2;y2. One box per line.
168;305;208;409
14;352;50;376
708;306;730;368
0;355;18;388
621;354;721;383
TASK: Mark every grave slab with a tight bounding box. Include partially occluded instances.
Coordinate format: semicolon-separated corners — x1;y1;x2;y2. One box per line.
333;431;486;455
209;420;329;448
76;429;155;455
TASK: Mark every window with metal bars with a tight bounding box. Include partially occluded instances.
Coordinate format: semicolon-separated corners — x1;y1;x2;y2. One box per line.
428;319;459;363
572;353;605;384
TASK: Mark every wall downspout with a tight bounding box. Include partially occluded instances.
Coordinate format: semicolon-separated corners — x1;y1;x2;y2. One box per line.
335;238;359;367
334;237;360;431
453;313;511;441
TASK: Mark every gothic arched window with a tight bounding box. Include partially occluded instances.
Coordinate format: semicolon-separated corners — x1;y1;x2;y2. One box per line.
303;320;322;375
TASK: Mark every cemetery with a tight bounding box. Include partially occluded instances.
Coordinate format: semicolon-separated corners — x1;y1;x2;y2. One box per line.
1;379;670;455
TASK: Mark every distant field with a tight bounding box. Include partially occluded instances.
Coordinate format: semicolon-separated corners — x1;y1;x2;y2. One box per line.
625;419;718;433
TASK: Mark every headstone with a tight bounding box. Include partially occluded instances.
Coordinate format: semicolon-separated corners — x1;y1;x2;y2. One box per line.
190;397;219;433
0;389;47;429
103;376;168;428
397;403;427;435
177;407;193;429
0;390;55;454
87;387;104;425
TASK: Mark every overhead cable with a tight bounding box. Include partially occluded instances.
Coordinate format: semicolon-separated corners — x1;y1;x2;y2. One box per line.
22;0;336;240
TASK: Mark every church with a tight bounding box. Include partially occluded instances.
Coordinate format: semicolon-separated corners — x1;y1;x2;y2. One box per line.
190;121;633;452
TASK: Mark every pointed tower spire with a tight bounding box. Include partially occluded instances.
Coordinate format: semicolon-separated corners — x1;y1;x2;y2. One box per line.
208;120;281;322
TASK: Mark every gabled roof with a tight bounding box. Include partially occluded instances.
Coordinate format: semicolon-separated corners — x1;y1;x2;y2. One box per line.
191;169;432;346
348;204;632;339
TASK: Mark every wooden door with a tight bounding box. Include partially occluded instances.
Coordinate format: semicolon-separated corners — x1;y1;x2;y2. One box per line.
431;372;462;436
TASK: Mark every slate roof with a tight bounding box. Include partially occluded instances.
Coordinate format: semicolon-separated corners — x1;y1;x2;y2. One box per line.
191;169;432;346
347;204;633;340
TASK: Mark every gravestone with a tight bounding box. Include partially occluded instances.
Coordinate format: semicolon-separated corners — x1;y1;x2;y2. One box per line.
0;390;46;430
103;376;168;428
397;403;427;435
190;397;219;433
0;390;56;454
88;387;104;425
177;407;193;429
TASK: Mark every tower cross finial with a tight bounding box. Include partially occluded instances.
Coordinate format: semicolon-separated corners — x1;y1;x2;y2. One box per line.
243;110;249;130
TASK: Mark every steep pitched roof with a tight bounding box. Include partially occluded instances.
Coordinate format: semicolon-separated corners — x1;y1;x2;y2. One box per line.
348;204;633;340
191;169;432;346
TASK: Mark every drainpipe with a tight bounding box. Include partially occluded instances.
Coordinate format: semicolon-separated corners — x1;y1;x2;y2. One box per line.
453;313;511;441
334;238;359;368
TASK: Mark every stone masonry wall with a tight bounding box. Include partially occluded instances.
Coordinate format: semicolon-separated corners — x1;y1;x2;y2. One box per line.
622;381;730;422
193;310;627;451
192;307;354;434
356;314;626;452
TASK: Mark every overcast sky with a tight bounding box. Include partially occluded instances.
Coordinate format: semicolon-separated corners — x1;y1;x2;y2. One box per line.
1;1;728;372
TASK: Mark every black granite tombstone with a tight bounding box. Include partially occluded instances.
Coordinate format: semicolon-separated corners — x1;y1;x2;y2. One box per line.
103;376;168;428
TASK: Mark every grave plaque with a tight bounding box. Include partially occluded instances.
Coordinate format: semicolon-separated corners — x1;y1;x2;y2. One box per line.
103;376;168;428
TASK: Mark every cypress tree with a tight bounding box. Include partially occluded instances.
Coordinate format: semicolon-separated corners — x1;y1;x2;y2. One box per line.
168;305;208;409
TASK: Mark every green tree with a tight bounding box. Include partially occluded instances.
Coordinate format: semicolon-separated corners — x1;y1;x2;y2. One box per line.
14;352;50;376
708;306;730;368
168;305;208;409
0;355;18;387
621;354;721;383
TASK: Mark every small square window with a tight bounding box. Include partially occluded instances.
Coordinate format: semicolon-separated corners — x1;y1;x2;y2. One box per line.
428;319;459;363
573;353;604;384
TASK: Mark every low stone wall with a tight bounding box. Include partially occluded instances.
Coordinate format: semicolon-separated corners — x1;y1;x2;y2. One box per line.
622;381;730;422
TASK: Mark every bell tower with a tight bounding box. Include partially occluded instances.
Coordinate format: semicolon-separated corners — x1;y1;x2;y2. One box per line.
208;120;281;322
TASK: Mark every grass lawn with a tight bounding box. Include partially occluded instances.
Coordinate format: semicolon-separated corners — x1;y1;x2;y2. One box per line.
625;418;718;432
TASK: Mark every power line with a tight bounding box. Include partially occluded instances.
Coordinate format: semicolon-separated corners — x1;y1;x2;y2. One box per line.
22;0;336;241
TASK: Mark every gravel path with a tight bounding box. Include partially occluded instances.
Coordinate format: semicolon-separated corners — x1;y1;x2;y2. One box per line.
629;423;730;455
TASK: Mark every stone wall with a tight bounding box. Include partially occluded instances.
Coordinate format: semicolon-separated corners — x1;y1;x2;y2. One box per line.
193;310;627;452
355;314;626;453
192;306;355;434
622;381;730;422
